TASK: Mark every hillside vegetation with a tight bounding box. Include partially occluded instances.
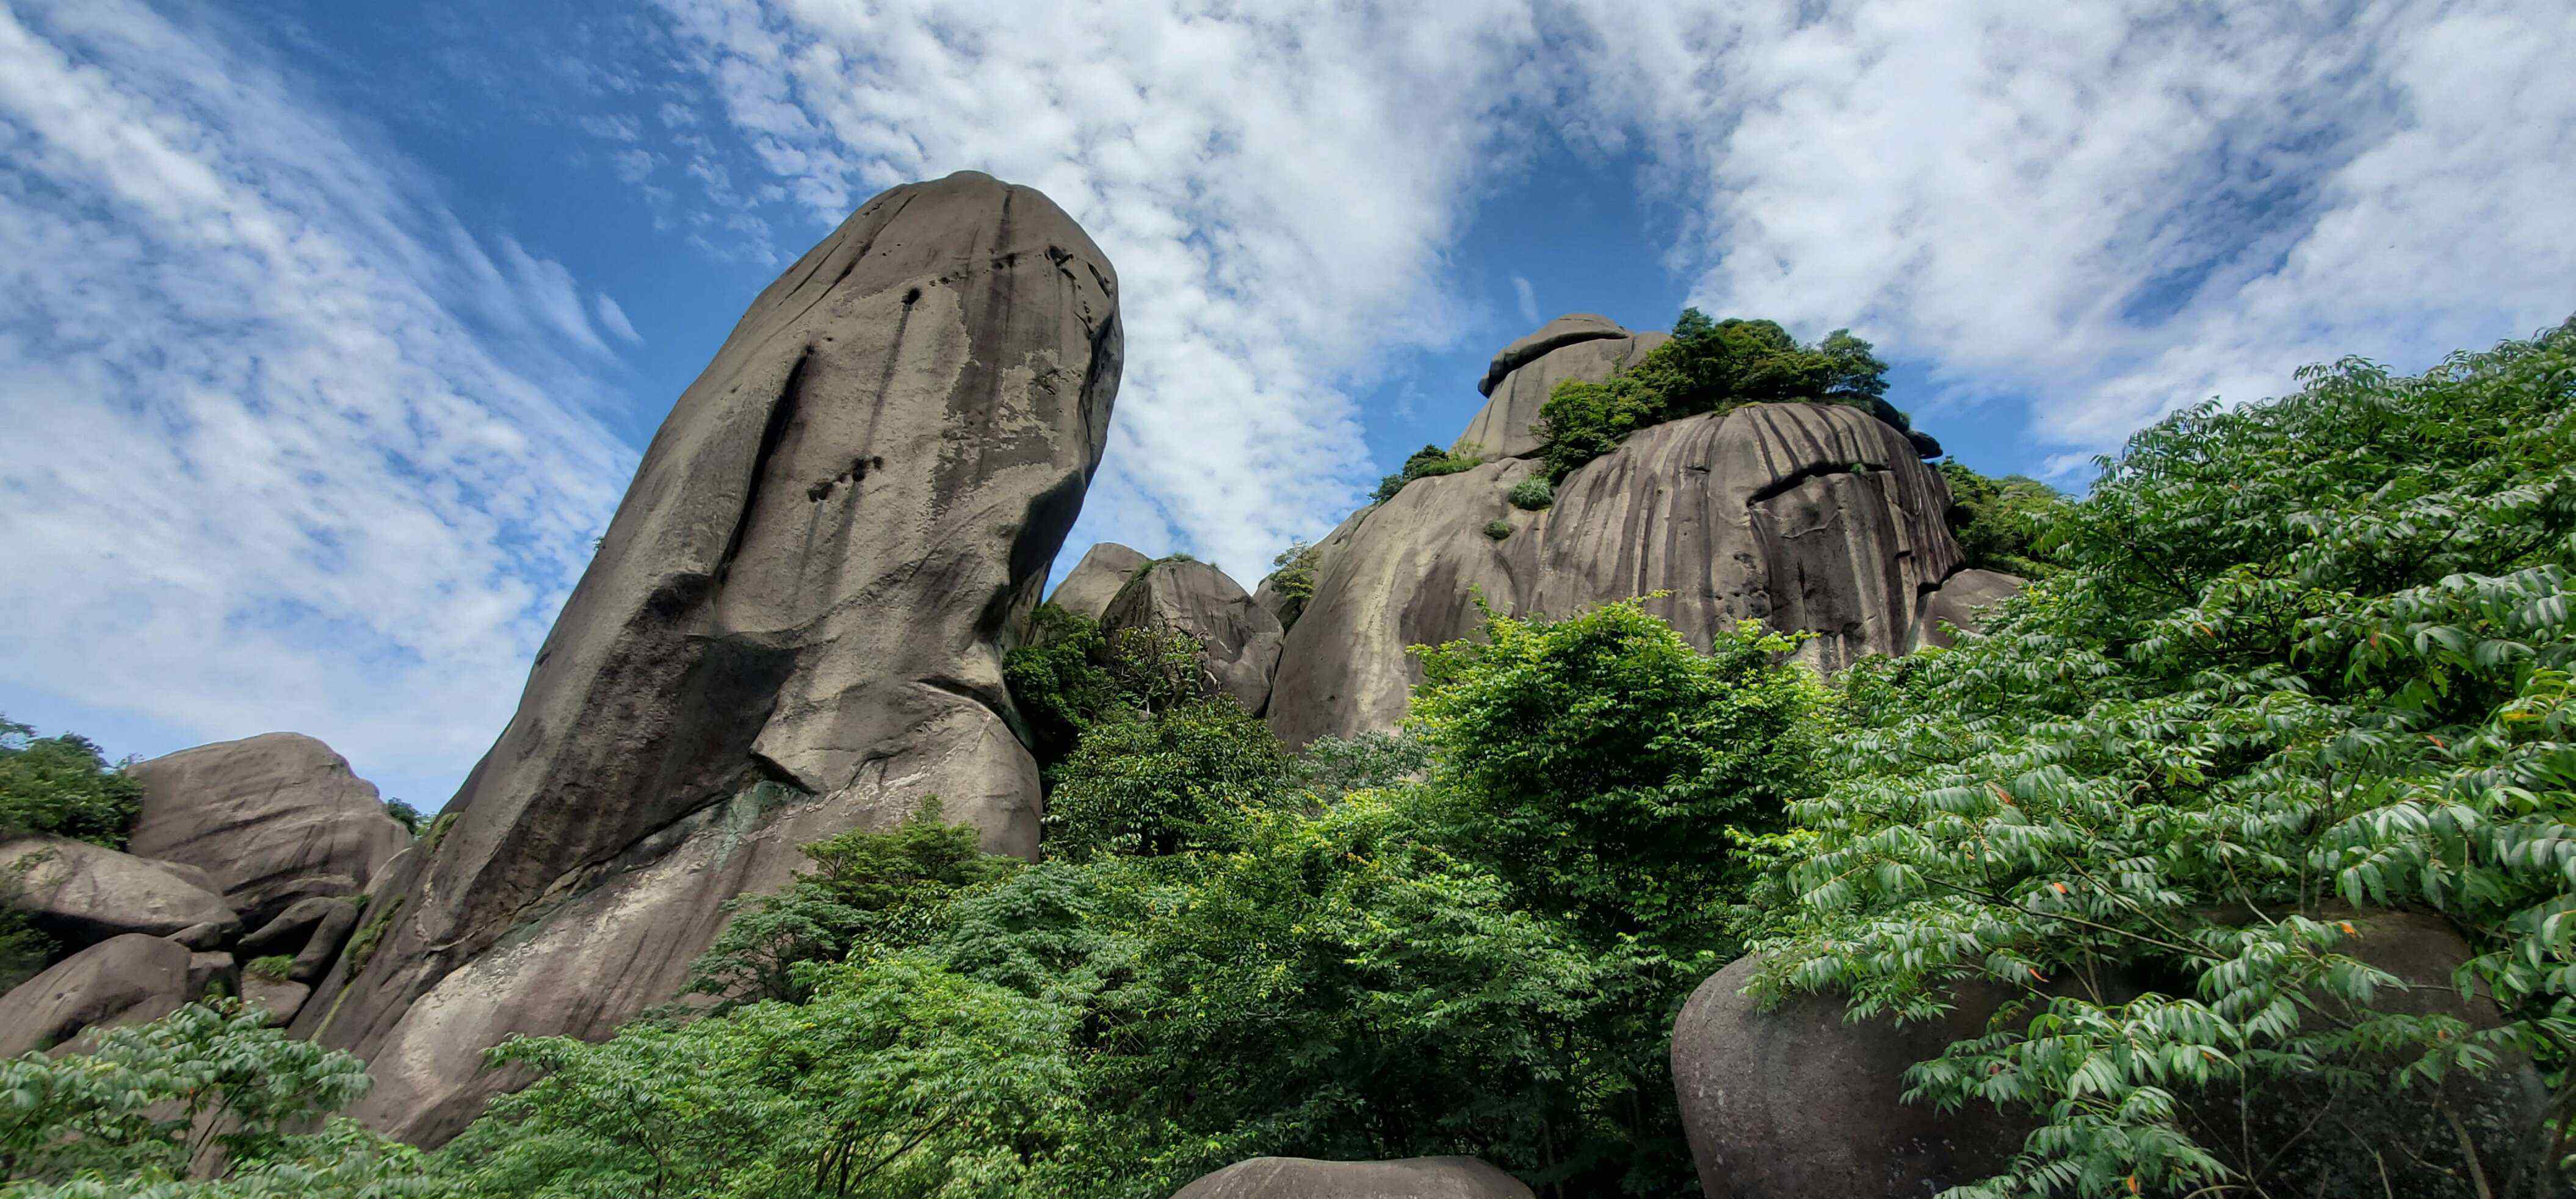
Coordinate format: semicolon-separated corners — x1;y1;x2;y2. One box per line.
5;322;2572;1197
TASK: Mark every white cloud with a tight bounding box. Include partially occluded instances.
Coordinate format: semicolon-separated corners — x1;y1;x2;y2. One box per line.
643;0;1554;581
1511;275;1540;326
595;293;642;344
0;0;632;801
1566;0;2576;452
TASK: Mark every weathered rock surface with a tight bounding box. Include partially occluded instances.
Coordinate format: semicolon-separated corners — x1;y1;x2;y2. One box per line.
126;733;408;926
237;895;347;957
242;975;310;1026
1049;542;1151;621
1673;912;2557;1199
1913;567;2024;648
1477;313;1628;397
0;835;237;945
1271;403;1963;746
1101;559;1284;713
1671;954;2024;1199
1456;315;1669;459
294;170;1121;1146
0;934;192;1056
1173;1156;1534;1199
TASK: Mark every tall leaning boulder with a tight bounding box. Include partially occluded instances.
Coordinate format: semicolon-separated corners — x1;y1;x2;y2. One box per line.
126;733;408;926
1455;314;1668;459
293;171;1121;1145
1270;402;1963;746
1099;558;1285;715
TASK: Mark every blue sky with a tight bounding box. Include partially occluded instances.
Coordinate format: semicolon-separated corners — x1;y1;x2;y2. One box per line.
2;0;2570;808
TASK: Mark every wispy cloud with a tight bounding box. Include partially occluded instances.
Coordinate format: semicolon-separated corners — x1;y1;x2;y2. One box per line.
642;0;1550;581
1511;275;1540;327
1569;0;2576;450
0;0;632;799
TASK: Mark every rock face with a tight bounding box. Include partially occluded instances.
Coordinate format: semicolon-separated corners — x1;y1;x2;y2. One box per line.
1670;956;2024;1199
1173;1156;1535;1199
0;934;192;1056
0;835;237;945
1270;403;1963;746
1100;559;1285;714
1049;542;1151;621
1456;315;1669;459
1673;912;2556;1199
1913;567;2024;648
289;171;1120;1145
126;732;408;926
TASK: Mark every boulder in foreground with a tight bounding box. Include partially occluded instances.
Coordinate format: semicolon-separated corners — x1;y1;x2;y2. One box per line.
1173;1155;1535;1199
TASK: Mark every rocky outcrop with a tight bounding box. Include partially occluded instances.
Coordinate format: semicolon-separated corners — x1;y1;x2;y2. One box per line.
1671;955;2024;1198
1173;1156;1534;1199
1100;559;1284;714
126;732;408;926
0;934;192;1056
1049;542;1151;621
1270;403;1964;746
291;171;1121;1145
1913;567;2024;647
237;895;361;983
242;975;310;1026
1456;315;1668;459
0;835;237;945
1673;912;2556;1199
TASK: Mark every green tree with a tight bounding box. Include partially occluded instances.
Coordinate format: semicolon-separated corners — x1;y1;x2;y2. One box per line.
1263;539;1323;631
685;801;1019;1009
0;717;142;847
1044;700;1293;860
1749;322;2576;1197
1373;444;1484;503
1003;604;1127;768
1937;459;2069;577
449;956;1077;1199
0;1001;409;1188
1534;309;1903;480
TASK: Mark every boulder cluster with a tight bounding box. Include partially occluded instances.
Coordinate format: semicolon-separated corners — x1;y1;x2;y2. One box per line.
5;173;2537;1198
1;733;406;1054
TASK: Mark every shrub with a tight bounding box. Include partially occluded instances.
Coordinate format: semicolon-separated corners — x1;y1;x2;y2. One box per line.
1535;309;1900;480
686;799;1019;1009
1004;603;1126;768
1044;700;1292;860
1264;539;1323;631
379;798;426;835
243;955;295;983
1482;519;1512;541
1373;444;1484;503
0;1000;405;1186
1936;459;2068;576
0;717;142;848
1506;475;1554;511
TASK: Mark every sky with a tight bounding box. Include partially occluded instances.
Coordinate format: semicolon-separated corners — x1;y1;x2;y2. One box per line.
1;0;2570;808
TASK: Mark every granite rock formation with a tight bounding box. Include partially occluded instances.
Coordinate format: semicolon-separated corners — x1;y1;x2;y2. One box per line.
1455;314;1669;459
0;835;238;946
1269;402;1967;746
0;934;192;1056
289;170;1122;1145
1173;1156;1535;1199
1913;567;2024;649
1099;558;1284;714
1048;541;1151;621
1673;912;2554;1198
126;732;408;926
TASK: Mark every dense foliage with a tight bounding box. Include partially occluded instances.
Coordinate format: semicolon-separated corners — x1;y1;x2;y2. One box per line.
1372;443;1484;503
1533;309;1895;480
1938;459;2071;577
1752;321;2576;1195
0;1001;422;1196
0;718;141;848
